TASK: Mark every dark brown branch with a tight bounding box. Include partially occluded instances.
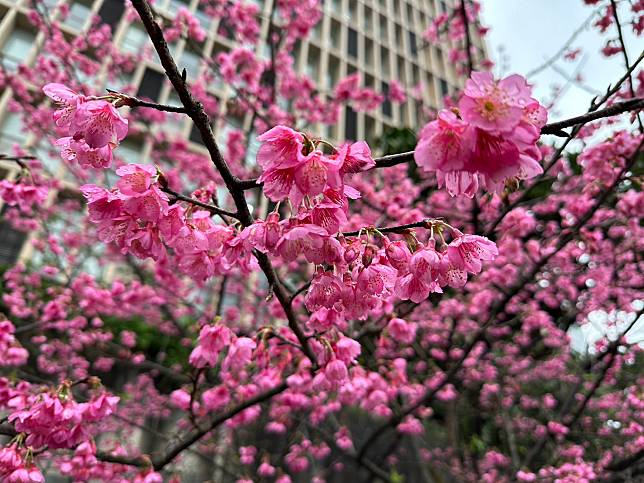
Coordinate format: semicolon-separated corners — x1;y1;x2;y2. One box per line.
162;187;238;218
609;0;644;132
540;97;644;134
459;0;474;76
108;89;188;114
342;218;436;237
0;423;16;437
150;381;288;470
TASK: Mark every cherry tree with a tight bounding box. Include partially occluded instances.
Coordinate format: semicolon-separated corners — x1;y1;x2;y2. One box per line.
0;0;642;481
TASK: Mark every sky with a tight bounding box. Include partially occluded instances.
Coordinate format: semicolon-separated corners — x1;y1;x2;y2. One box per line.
480;0;643;121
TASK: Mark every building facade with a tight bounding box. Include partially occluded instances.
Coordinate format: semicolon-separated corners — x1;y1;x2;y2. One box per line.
0;0;481;266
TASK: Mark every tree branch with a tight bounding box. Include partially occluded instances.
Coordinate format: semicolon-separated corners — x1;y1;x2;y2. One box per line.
130;0;317;366
108;89;188;114
235;94;644;190
162;187;238;218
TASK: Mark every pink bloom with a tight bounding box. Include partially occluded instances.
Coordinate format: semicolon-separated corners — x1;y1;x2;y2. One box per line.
388;80;407;103
293;150;342;201
305;272;344;311
275;224;329;262
384;239;412;270
72;99;128;149
447;232;498;274
334;336;361;364
325;359;348;385
115;164;157;196
256;125;304;170
414;109;474;177
387;317;417;344
357;263;397;296
43;83;84;128
189;324;232;368
459;72;530;133
56;137;113;169
222;337;256;372
169;389;191;410
202;386;230;410
395;247;441;303
339;141;375;174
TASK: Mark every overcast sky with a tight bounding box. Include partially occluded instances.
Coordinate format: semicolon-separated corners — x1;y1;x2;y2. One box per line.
480;0;643;121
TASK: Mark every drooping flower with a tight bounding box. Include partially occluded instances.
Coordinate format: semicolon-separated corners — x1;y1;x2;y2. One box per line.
72;100;128;149
447;232;498;274
43;83;84;129
256;125;304;170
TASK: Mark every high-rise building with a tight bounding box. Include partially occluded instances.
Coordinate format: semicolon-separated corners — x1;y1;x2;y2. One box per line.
0;0;483;266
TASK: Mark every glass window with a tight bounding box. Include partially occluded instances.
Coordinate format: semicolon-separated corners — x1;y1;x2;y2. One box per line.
1;27;36;72
64;1;92;31
408;31;417;55
179;49;202;81
347;27;358;58
330;20;341;50
381;47;390;77
306;47;320;80
116;138;142;164
137;68;165;101
120;25;148;54
381;82;392;117
364;38;374;67
0;206;28;267
326;56;339;89
0;113;27;153
363;7;373;32
379;15;388;41
166;0;190;15
439;78;449;97
344;106;357;141
98;0;126;30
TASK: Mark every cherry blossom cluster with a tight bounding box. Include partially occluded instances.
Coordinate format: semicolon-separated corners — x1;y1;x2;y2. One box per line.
0;444;44;483
414;72;548;197
0;180;47;213
43;83;128;170
8;386;118;450
0;318;28;367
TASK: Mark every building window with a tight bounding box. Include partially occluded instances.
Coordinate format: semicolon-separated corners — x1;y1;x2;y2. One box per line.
327;56;339;88
344;106;357;141
439;78;449;97
330;20;341;50
64;0;93;31
180;48;202;81
98;0;125;30
381;81;392;117
0;113;27;153
379;15;388;41
0;207;28;267
347;27;358;58
381;46;390;77
121;25;148;54
1;27;36;72
306;47;320;80
116;138;143;164
136;68;165;101
408;31;417;55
